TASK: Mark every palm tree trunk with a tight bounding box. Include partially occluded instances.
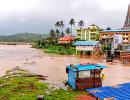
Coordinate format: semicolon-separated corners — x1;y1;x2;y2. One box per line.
61;27;64;37
71;25;72;36
57;28;58;38
62;28;63;37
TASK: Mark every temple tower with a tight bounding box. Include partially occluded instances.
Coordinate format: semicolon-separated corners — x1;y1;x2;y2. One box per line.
123;4;130;29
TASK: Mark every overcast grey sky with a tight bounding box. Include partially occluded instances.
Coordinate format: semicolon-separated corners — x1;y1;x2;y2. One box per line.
0;0;130;35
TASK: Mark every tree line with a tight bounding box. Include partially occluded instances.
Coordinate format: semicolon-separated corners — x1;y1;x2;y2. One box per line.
0;33;47;43
49;18;85;38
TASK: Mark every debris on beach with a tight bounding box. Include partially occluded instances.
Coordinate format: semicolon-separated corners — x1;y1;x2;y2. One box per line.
3;66;48;80
35;74;48;80
24;60;36;65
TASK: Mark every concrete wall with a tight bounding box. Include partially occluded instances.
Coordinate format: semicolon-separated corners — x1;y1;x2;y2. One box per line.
76;46;94;51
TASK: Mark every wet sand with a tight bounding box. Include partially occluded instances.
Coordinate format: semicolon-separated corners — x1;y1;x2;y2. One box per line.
0;45;130;86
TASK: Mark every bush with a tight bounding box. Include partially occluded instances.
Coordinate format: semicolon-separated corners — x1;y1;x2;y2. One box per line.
43;44;76;55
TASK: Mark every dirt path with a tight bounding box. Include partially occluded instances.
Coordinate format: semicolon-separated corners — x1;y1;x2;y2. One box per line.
77;95;96;100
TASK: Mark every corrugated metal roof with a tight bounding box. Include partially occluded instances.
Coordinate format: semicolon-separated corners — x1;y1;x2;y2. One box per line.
102;29;130;32
67;63;107;71
87;82;130;100
74;41;99;46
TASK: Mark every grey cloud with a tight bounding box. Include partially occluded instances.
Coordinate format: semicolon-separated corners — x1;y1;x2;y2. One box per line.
0;0;129;35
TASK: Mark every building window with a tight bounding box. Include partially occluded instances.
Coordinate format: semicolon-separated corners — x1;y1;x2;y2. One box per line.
126;34;128;35
91;29;96;32
77;30;81;32
126;38;128;40
123;38;125;40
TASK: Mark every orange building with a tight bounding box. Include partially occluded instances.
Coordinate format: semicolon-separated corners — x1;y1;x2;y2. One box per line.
58;36;76;44
100;30;130;44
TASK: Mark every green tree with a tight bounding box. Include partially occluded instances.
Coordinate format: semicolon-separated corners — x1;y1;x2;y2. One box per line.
69;18;75;36
78;20;85;29
59;21;64;37
65;28;71;36
55;29;60;37
55;21;61;38
49;29;55;38
55;21;60;29
106;27;111;30
96;34;99;41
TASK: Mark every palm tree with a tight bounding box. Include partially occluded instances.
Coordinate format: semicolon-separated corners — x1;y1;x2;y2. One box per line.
65;28;70;36
59;21;64;37
69;18;75;36
49;29;55;38
55;21;60;29
55;29;60;37
106;27;111;30
78;20;85;29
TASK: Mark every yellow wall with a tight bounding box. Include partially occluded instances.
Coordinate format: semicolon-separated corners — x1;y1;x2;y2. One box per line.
76;24;100;41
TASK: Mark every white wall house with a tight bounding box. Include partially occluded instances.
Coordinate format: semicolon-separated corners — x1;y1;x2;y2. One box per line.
76;46;94;51
74;41;100;55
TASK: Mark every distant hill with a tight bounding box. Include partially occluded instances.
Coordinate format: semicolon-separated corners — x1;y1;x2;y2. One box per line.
0;33;49;43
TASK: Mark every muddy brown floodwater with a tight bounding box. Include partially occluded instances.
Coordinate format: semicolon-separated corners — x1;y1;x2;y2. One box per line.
0;45;130;86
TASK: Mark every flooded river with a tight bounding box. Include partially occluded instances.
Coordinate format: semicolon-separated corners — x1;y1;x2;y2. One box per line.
0;45;130;86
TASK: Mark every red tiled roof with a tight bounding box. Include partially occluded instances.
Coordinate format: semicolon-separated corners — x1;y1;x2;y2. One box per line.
58;36;76;41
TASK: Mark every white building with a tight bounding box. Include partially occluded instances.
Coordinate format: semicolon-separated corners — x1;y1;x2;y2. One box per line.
74;41;101;55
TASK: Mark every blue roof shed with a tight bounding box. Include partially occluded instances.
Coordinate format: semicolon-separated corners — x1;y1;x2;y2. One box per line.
66;63;107;90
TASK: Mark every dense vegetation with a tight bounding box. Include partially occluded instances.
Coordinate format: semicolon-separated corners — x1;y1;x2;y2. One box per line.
0;67;86;100
44;44;76;55
32;36;76;55
33;18;78;55
0;33;48;43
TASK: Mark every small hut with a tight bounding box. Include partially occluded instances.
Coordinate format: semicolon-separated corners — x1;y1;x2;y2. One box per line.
66;63;107;90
